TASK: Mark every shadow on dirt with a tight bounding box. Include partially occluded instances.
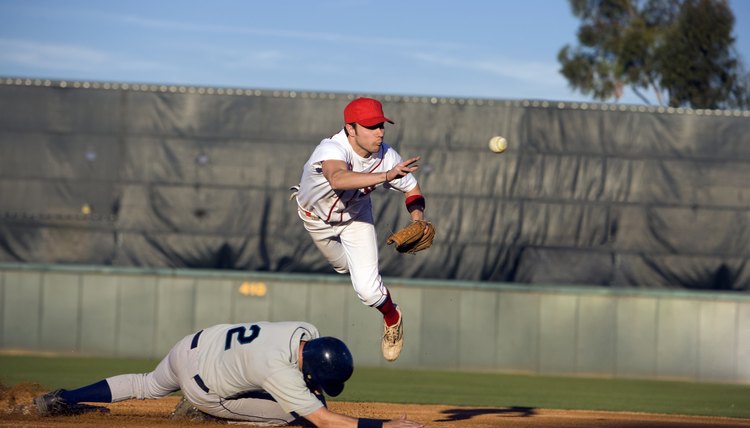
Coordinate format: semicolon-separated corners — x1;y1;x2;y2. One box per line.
435;406;536;422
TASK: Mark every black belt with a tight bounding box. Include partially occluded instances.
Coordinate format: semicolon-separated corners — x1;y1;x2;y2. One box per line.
190;330;209;393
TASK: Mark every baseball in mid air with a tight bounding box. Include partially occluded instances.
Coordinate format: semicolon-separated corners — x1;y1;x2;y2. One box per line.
488;136;508;153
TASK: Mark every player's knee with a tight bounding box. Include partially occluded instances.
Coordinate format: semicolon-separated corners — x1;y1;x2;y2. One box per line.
142;374;177;399
350;270;384;306
358;288;386;307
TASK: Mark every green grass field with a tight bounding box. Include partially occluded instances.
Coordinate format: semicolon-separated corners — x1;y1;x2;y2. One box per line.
2;355;749;419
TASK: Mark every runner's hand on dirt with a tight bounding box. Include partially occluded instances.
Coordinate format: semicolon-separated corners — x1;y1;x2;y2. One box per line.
384;414;424;427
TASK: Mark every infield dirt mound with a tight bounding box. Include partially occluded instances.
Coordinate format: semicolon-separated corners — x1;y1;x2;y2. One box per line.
3;383;750;427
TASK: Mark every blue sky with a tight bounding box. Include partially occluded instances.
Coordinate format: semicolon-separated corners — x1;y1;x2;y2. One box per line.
1;0;749;106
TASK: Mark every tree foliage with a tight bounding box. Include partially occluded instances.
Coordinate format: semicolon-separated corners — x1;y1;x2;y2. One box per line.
558;0;748;109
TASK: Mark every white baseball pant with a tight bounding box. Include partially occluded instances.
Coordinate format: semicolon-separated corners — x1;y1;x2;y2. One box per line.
298;208;388;307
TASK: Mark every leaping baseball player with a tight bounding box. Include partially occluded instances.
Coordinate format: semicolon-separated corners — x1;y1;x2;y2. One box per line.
292;97;434;362
34;321;424;427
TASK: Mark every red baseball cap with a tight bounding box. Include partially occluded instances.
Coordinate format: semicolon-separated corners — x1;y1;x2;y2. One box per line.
343;97;395;127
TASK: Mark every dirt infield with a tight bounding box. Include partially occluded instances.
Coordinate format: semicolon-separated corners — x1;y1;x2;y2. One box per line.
4;383;750;428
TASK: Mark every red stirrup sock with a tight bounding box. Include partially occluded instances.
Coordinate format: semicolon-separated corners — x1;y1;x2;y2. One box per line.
376;292;400;327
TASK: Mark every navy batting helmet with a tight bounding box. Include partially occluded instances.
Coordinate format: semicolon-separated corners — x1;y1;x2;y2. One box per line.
301;337;353;397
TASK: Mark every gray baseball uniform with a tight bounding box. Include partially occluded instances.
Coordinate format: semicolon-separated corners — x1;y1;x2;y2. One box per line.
105;321;324;425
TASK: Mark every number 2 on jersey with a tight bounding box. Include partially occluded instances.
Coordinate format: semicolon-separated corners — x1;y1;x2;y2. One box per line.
224;324;260;350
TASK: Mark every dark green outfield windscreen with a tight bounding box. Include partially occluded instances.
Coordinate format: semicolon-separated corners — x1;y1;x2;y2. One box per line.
1;79;749;291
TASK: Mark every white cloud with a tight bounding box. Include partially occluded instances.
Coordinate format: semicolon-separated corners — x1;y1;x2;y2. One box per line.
0;38;165;73
223;50;288;70
412;52;564;87
109;14;464;51
0;39;108;70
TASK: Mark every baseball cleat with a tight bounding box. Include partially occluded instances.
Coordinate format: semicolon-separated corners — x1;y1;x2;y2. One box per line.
34;389;109;417
381;306;404;361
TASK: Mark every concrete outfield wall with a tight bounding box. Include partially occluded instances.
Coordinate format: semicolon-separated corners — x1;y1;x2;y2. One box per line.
1;263;749;384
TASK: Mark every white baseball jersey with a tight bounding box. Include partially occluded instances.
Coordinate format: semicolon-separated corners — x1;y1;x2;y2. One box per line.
296;129;417;223
196;321;323;416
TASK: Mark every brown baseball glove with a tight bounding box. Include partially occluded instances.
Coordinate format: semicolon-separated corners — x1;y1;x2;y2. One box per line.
386;220;436;254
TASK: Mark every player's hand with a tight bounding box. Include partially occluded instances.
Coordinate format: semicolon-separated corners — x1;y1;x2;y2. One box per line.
384;414;424;427
386;157;420;182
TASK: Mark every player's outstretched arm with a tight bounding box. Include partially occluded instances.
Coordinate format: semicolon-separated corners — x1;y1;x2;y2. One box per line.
304;407;424;428
322;157;421;191
304;406;359;427
322;159;386;191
